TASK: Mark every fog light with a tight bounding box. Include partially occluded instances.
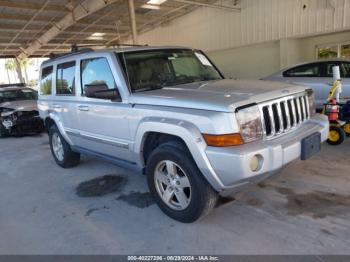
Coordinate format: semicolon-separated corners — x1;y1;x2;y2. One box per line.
250;154;263;172
2;119;13;129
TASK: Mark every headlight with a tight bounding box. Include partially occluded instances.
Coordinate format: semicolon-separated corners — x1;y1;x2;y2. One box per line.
1;111;14;117
306;89;316;115
236;105;263;143
2;119;13;129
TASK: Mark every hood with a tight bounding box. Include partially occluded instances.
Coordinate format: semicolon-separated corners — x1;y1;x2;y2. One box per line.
129;79;307;112
0;100;38;112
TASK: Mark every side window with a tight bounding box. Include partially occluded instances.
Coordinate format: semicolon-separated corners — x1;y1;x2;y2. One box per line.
56;61;76;95
283;64;321;77
341;62;350;78
325;63;339;77
81;57;116;94
40;66;53;95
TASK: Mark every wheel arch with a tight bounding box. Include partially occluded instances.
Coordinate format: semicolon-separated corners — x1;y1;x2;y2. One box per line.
44;115;73;145
133;117;224;191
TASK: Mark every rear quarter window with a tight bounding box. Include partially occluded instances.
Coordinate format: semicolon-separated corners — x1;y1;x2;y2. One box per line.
40;66;53;95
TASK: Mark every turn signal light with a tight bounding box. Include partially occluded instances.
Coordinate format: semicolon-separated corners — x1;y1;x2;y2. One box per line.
202;133;244;147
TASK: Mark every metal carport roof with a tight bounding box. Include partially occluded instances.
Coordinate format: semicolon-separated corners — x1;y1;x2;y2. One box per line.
0;0;240;59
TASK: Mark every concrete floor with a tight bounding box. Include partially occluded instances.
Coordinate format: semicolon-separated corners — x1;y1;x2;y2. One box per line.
0;134;350;255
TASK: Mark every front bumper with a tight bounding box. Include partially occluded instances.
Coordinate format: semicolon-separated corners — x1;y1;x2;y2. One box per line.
1;115;44;136
203;114;329;191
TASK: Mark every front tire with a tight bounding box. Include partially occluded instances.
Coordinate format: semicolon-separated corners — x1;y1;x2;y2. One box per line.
146;141;218;223
49;125;80;168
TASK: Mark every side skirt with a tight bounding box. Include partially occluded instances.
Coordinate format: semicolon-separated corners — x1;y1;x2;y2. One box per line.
71;145;143;174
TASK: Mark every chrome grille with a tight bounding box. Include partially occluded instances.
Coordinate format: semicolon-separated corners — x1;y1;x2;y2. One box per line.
259;93;310;138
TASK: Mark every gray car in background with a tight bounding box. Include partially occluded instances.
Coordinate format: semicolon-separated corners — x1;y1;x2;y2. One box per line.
264;59;350;110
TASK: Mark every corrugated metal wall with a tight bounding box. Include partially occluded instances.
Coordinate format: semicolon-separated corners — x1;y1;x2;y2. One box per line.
137;0;350;51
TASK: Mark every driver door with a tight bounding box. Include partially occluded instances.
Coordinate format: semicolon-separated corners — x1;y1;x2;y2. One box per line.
72;55;133;162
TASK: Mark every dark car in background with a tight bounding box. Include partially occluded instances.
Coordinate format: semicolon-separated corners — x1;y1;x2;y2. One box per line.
0;83;44;137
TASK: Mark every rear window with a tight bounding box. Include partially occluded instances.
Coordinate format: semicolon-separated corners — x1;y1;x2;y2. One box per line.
283;64;321;77
0;89;37;103
341;62;350;78
325;62;339;77
40;66;53;95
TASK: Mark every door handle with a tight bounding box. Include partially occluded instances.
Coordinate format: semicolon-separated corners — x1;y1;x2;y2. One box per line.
52;104;61;109
78;105;89;111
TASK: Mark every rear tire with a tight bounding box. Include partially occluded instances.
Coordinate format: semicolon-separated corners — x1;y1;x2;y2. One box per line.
49;125;80;168
146;141;218;223
327;125;345;146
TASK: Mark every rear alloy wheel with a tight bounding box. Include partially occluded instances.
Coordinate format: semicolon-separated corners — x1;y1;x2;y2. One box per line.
49;125;80;168
146;141;218;223
327;125;345;146
52;132;64;161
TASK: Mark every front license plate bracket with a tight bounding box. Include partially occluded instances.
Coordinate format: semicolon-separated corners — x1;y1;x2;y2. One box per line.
301;132;321;160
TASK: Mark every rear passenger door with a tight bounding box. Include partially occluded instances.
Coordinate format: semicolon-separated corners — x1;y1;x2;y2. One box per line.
54;61;80;136
73;55;133;162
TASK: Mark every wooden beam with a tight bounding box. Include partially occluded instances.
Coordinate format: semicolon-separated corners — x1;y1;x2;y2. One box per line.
0;0;51;56
18;0;119;59
0;23;129;34
0;0;67;12
171;0;240;11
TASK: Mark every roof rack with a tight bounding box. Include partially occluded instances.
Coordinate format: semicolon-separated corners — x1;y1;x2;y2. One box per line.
48;46;94;60
77;43;149;48
0;83;26;88
43;43;149;64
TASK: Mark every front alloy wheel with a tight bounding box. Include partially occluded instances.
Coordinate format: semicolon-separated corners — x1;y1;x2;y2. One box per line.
146;141;218;223
154;160;191;210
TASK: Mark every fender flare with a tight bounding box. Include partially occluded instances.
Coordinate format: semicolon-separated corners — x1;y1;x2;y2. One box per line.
46;113;74;145
133;117;224;191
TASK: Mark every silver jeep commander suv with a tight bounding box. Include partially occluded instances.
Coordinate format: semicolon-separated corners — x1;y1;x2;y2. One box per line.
38;46;329;223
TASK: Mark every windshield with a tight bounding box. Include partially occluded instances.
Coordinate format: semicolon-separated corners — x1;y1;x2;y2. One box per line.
0;89;37;103
118;49;223;92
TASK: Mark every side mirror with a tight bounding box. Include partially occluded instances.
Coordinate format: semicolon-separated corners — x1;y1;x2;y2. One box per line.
84;83;121;101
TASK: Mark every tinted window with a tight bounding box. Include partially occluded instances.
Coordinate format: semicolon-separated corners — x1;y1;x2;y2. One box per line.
81;58;116;94
56;61;76;95
284;64;321;77
0;89;37;103
341;62;350;78
40;66;53;95
325;62;340;77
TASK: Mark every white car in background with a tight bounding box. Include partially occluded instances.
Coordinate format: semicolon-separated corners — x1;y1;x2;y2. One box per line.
264;59;350;110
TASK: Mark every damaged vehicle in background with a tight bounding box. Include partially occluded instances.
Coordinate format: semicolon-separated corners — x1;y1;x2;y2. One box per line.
0;84;44;137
